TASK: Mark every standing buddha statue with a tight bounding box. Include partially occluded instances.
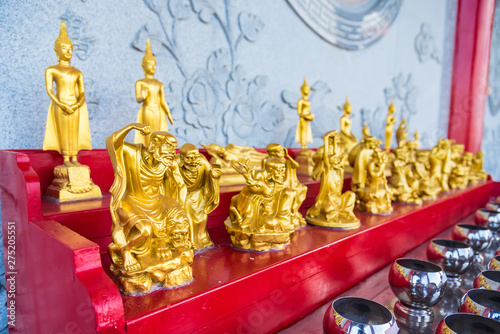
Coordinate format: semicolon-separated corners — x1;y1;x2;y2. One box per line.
385;99;396;150
339;96;358;154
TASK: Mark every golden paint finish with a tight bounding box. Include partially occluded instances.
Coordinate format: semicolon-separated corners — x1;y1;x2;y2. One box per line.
202;143;267;185
470;151;488;182
225;158;295;251
106;123;193;294
412;151;441;200
384;99;396;150
395;117;408;148
339;96;358;154
306;131;359;229
42;21;101;202
362;122;371;139
389;147;422;205
429;139;453;192
134;39;173;146
352;137;393;214
449;151;471;190
295;78;315;151
178;144;221;250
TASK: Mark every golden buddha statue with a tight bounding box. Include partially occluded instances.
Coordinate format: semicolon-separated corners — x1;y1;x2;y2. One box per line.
265;144;307;228
202;143;267;185
362;122;371;139
352;138;393;214
178;143;221;250
306;131;359;229
134;39;173;146
42;21;101;202
395;118;408;148
385;99;396;150
225;158;295;251
470;151;488;182
339;96;358;154
412;151;441;200
295;77;315;151
429;139;453;192
106;123;193;294
389;147;422;205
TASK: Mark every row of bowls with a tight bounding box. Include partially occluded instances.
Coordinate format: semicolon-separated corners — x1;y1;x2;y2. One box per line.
323;202;500;333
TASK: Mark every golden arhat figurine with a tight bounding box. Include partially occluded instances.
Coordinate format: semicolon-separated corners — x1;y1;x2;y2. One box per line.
225;158;295;251
134;39;173;146
384;99;396;150
352;137;393;214
43;21;101;202
265;143;307;228
429;139;453;192
389;147;422;205
413;151;441;200
449;151;471;190
307;131;359;229
106;123;193;294
178;143;221;250
202;143;267;186
470;151;488;182
339;96;358;154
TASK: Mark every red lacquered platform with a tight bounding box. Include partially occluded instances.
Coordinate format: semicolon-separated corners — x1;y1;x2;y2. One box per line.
0;149;493;333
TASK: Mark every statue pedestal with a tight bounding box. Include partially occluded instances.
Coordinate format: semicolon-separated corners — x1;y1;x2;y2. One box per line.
295;149;315;176
224;219;293;251
44;164;102;203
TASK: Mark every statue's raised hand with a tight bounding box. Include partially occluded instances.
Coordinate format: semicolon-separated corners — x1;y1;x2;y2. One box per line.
133;123;152;136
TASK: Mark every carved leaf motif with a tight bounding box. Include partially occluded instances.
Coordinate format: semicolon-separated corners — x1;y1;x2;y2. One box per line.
226;66;248;100
168;0;191;19
281;90;300;109
132;25;164;56
259;102;284;132
238;12;264;42
191;0;225;23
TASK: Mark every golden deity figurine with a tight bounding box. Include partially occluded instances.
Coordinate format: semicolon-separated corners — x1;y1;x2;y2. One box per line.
449;151;472;190
295;77;315;151
106;123;193;294
470;151;488;182
265;144;307;228
429;139;453;192
306;131;359;229
178;143;221;250
395;117;408;148
202;143;267;185
413;151;441;200
406;130;420;163
42;21;101;202
134;39;173;146
389;147;422;205
339;96;358;154
362;122;371;139
385;99;396;150
224;158;295;251
352;137;393;214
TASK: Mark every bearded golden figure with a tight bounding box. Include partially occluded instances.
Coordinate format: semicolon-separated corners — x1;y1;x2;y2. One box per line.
106;123;192;294
178;143;221;250
389;147;422;205
306;131;359;229
225;158;295;251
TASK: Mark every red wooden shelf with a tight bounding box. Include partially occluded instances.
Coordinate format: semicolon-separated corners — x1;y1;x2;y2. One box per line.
0;149;493;333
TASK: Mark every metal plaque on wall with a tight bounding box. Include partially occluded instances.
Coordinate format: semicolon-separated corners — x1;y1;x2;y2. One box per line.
287;0;402;51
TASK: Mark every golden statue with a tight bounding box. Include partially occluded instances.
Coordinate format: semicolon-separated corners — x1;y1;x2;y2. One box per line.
134;39;173;146
406;130;420;163
449;151;472;190
202;143;267;185
178;144;221;250
339;96;358;154
352;137;393;214
42;21;101;202
429;139;453;192
470;151;488;182
306;131;359;229
225;158;295;251
265;144;307;228
362;122;371;139
295;77;315;151
384;99;396;150
395;117;408;148
389;147;422;205
106;123;193;294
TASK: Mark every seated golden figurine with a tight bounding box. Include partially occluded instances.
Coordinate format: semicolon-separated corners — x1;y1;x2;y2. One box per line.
224;158;295;251
353;139;393;214
265;144;307;228
339;96;358;154
306;131;359;229
412;151;441;200
178;143;221;250
470;151;488;182
134;39;174;146
295;78;316;176
202;143;267;186
429;139;453;192
449;151;472;190
389;147;422;205
42;21;101;202
106;123;193;295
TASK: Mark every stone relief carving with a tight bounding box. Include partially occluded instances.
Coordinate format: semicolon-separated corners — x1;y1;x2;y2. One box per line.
59;10;99;120
414;23;441;64
383;73;418;125
286;0;402;50
133;0;283;145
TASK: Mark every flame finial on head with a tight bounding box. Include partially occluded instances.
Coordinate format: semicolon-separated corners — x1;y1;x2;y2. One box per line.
388;98;395;114
301;77;310;93
343;96;351;113
55;21;72;49
142;38;156;68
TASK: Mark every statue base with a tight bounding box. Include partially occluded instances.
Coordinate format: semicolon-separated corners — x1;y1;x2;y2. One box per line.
306;215;360;230
44;165;102;203
224;219;293;252
295;150;315;176
111;249;194;295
